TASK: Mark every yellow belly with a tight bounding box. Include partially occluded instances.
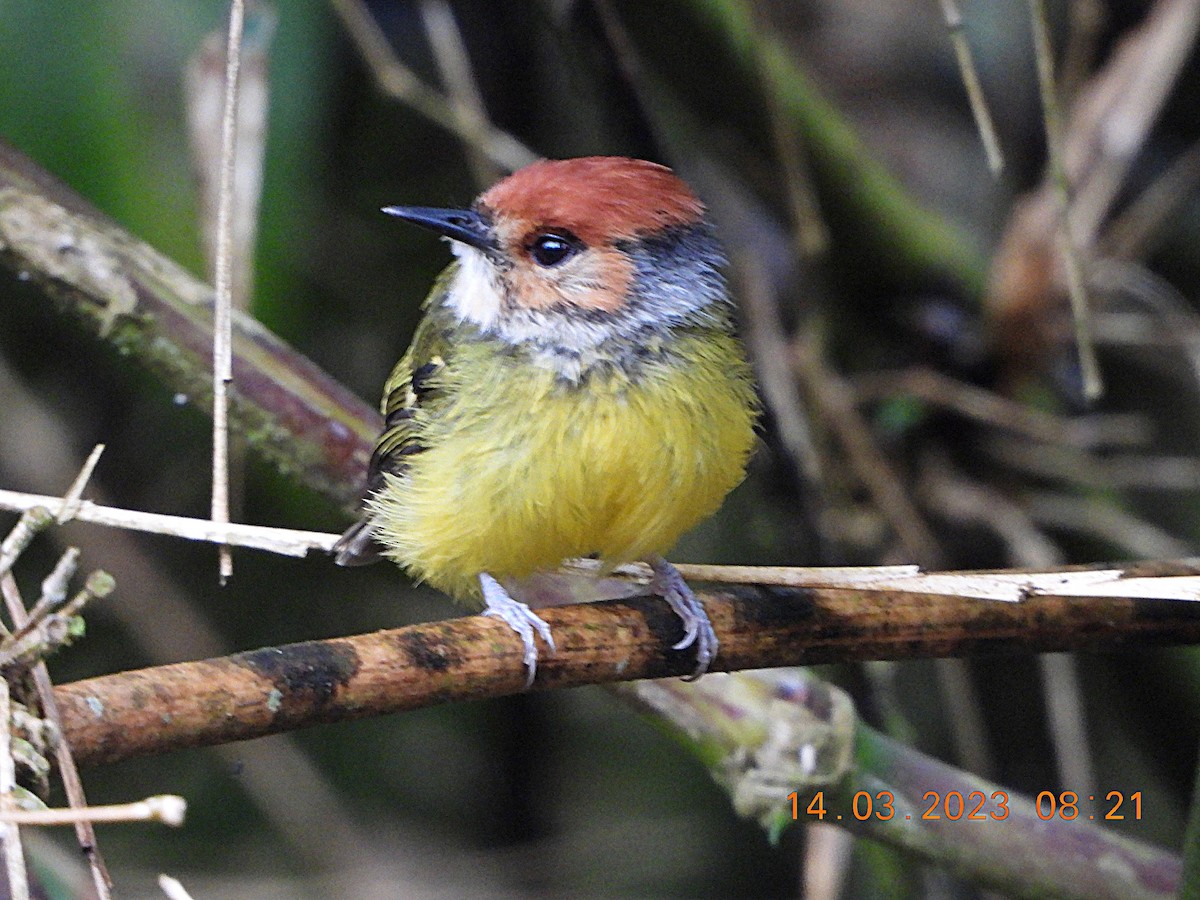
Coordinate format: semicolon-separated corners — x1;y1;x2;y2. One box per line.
367;336;757;602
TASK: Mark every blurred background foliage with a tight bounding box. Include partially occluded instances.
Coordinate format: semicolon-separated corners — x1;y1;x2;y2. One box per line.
0;0;1197;896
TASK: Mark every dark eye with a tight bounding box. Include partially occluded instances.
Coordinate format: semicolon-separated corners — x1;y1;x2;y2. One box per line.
529;232;579;267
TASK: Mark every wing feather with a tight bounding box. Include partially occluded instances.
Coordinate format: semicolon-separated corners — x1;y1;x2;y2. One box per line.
333;264;459;566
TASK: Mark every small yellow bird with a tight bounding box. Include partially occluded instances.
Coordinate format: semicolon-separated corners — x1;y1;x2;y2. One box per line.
335;156;757;685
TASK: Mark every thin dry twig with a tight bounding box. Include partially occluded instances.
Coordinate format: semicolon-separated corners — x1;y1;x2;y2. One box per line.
186;6;273;308
158;875;197;900
0;795;185;828
937;0;1004;174
0;509;50;586
329;0;537;173
0;489;339;557
211;0;246;584
1028;0;1103;400
56;444;103;524
13;548;79;643
418;0;502;188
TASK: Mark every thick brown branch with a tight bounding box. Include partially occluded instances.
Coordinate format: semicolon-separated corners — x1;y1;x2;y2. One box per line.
0;139;378;510
54;584;1200;768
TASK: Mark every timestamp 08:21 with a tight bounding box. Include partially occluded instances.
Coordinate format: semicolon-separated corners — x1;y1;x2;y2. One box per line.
791;790;1142;823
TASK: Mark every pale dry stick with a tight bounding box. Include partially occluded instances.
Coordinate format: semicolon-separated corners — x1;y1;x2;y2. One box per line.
186;8;274;308
188;8;275;559
54;443;103;525
0;795;185;828
6;486;1198;600
0;509;50;587
804;822;852;900
1028;0;1103;400
937;0;1004;175
1041;650;1097;802
158;874;197;900
0;679;27;900
330;0;537;173
211;0;246;584
12;547;79;643
584;559;921;587
0;439;99;580
418;0;502;188
0;489;339;557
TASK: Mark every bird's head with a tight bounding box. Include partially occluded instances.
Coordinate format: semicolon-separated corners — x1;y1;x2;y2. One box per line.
384;157;731;369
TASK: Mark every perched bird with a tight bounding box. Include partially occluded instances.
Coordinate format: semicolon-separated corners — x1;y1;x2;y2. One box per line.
334;156;757;685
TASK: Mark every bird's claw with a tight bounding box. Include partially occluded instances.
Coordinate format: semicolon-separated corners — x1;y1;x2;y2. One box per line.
480;573;556;689
649;556;718;680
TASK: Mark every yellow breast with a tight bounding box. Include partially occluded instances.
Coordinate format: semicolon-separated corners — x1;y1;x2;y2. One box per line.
366;334;757;602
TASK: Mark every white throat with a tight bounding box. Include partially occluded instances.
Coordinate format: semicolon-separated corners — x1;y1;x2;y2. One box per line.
447;243;503;331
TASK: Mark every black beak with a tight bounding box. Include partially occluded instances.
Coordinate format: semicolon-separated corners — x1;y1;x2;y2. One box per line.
381;206;497;253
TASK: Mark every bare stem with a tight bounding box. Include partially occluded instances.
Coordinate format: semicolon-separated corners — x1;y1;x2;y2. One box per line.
0;795;185;828
1028;0;1103;400
211;0;246;584
938;0;1004;174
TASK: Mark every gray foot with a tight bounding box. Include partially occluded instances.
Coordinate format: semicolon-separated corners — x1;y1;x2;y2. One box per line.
480;573;556;688
648;556;719;680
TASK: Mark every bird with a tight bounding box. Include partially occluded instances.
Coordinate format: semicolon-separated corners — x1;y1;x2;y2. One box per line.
334;156;758;687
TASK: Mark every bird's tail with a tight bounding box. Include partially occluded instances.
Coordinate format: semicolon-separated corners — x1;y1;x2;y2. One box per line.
332;518;384;567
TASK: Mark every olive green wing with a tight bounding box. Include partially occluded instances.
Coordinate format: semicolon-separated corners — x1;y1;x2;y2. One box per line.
333;264;459;566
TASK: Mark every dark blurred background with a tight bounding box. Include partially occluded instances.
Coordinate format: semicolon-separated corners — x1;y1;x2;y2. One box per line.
1;1;1197;897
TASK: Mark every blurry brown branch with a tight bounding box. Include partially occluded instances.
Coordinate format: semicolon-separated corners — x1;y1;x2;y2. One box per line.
330;0;538;174
52;577;1200;768
0;139;378;511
